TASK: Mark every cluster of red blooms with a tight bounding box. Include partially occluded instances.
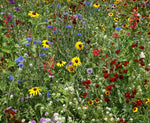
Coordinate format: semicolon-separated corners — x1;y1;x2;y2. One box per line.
4;109;22;123
103;60;129;82
43;58;55;75
133;100;143;108
125;90;137;103
131;44;149;71
92;49;102;56
129;12;139;29
82;79;91;98
118;118;127;123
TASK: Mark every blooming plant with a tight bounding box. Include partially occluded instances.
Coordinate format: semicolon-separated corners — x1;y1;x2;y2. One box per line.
0;0;150;123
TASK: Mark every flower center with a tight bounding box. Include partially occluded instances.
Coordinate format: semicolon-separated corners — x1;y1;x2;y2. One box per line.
32;12;36;15
60;61;62;64
33;88;37;91
75;60;78;63
79;44;82;48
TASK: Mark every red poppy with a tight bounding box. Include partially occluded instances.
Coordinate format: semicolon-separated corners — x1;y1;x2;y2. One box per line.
86;79;91;84
104;97;110;103
126;99;129;103
106;86;112;91
140;62;145;66
113;73;119;78
6;33;9;37
120;119;124;122
7;115;10;119
4;109;9;114
123;69;128;73
96;84;99;88
83;93;87;97
110;59;117;65
132;90;137;95
119;75;124;79
10;110;16;115
86;84;90;89
112;84;115;88
116;49;120;54
104;73;109;79
145;67;149;71
109;77;115;82
125;92;130;98
82;81;87;85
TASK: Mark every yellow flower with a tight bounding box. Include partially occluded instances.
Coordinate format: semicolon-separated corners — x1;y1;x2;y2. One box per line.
93;3;100;8
29;87;41;96
133;107;138;112
88;100;94;106
103;27;106;31
99;24;104;27
95;98;100;103
67;0;71;1
71;57;81;67
42;40;50;48
114;17;119;21
82;105;88;109
28;11;39;18
45;0;50;3
67;66;76;73
114;0;120;4
109;13;113;16
75;41;83;50
57;61;66;67
105;91;110;95
144;99;149;104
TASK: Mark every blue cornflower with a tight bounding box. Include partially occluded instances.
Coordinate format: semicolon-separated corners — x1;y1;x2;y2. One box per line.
18;56;24;62
25;43;30;46
77;33;82;36
81;20;85;23
68;61;73;66
18;63;23;67
26;37;32;41
77;14;81;18
9;75;14;81
66;25;71;28
58;17;61;21
40;53;46;57
17;79;22;84
57;4;61;8
45;19;48;22
52;31;57;33
36;41;42;44
15;59;19;63
33;40;37;44
47;42;53;45
47;92;50;98
43;47;49;50
63;12;68;15
115;27;121;31
47;25;53;28
85;2;90;5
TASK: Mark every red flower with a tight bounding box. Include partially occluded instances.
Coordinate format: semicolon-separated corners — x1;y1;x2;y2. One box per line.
125;92;130;98
139;46;144;49
82;81;87;85
109;77;115;82
119;70;122;74
140;62;145;66
112;84;115;88
145;67;149;71
104;73;109;79
119;75;124;79
4;109;9;114
119;119;124;122
86;79;91;84
7;115;10;119
126;99;129;103
123;69;128;73
116;49;120;54
123;61;129;66
110;59;117;65
104;97;110;103
132;90;137;95
96;84;99;88
83;93;87;97
6;33;9;37
1;57;4;62
113;73;118;78
10;111;16;115
106;86;112;91
134;59;138;62
86;84;90;89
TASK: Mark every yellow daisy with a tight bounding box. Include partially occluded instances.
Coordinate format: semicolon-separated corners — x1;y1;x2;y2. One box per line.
93;3;100;8
109;13;113;16
105;91;110;95
71;57;81;67
99;24;104;27
57;61;66;67
67;66;76;72
88;100;94;106
42;40;50;48
133;107;138;112
29;87;41;96
82;105;88;109
114;17;119;21
28;11;39;18
75;41;83;50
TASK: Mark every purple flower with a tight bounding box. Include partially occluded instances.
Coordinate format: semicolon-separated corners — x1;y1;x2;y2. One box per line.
45;112;49;116
31;120;36;123
8;0;15;4
18;56;24;62
7;15;13;21
51;118;56;123
9;75;14;81
87;68;93;74
20;97;24;102
7;106;12;109
40;118;46;123
68;61;73;66
15;7;20;11
12;109;17;113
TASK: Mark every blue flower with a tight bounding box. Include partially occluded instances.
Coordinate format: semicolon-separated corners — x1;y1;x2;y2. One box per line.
17;79;22;84
25;43;30;46
9;75;14;81
63;12;68;15
52;31;57;33
66;25;71;29
77;33;82;36
45;19;48;22
15;59;19;63
77;14;81;18
57;4;61;8
18;56;24;62
0;12;4;15
43;47;49;50
36;41;42;44
85;2;90;5
47;25;53;28
115;27;121;30
26;37;32;41
81;20;85;23
47;92;50;98
18;63;23;67
40;53;46;57
47;42;53;45
33;40;37;44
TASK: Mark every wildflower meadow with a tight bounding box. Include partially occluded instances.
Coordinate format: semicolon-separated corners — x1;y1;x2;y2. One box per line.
0;0;150;123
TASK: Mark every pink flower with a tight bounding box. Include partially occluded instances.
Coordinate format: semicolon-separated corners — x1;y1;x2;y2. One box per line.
126;32;130;35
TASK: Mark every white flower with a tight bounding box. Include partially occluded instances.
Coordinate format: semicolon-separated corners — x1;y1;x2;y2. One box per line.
21;119;25;122
106;111;109;114
104;118;107;121
110;117;114;121
63;104;65;107
69;102;72;105
29;63;33;66
140;52;145;58
10;95;13;98
41;107;44;110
